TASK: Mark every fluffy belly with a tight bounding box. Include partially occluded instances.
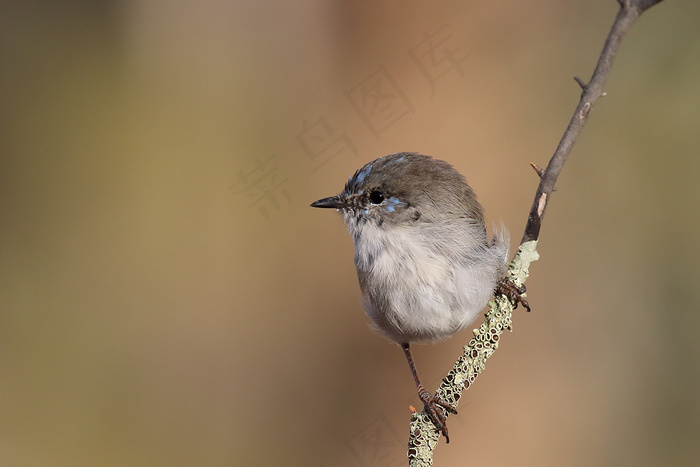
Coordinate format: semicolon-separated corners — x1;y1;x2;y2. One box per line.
355;227;478;343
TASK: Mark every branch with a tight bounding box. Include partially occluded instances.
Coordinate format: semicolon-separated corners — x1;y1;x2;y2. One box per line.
407;1;665;464
522;0;664;244
407;242;538;465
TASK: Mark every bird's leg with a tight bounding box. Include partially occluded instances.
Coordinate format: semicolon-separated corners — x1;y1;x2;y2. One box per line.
495;278;531;312
401;342;457;443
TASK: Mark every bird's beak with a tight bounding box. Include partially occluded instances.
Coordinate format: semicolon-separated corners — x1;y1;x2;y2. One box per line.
310;195;349;209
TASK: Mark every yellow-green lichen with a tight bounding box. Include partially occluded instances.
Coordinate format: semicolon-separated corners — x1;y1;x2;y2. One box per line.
407;241;539;466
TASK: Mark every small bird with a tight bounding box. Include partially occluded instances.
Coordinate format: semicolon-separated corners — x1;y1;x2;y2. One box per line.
311;152;526;442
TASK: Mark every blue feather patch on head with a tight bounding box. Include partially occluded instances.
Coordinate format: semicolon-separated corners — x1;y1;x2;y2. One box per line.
345;162;373;194
385;197;403;213
355;164;372;185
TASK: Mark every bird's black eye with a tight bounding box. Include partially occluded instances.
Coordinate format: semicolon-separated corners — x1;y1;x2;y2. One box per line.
369;190;384;204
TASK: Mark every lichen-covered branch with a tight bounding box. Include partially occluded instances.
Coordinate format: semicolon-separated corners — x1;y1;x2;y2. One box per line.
406;0;666;464
408;242;539;466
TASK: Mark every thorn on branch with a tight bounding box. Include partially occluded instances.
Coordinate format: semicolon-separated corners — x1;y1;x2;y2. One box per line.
574;76;587;90
530;162;545;178
530;163;557;190
620;0;665;13
637;0;666;13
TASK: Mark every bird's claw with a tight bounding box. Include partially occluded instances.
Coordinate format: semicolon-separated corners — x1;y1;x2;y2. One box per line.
496;278;531;312
417;387;457;443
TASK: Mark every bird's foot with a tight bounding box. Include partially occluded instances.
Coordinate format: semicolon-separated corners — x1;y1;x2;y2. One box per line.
417;387;457;443
496;278;531;312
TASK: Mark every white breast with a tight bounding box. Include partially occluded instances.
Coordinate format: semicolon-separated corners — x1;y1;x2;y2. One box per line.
352;220;503;343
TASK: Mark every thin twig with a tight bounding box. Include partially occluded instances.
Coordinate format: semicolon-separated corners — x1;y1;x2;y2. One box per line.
521;0;664;245
407;1;666;465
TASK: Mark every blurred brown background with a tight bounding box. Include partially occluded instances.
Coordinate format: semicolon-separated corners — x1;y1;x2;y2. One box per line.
1;1;699;466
